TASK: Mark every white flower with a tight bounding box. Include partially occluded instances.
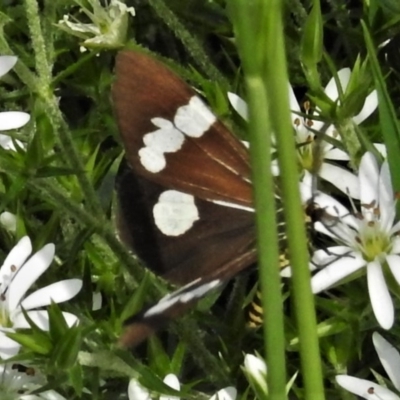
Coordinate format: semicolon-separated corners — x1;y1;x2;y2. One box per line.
160;374;180;400
310;152;400;329
57;0;135;50
336;332;400;399
128;374;179;400
128;379;150;400
0;56;30;151
0;236;82;359
127;375;236;400
0;363;66;399
228;68;378;198
243;354;268;396
0;212;17;233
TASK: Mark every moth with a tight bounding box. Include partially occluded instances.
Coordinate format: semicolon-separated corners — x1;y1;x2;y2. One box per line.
113;50;264;347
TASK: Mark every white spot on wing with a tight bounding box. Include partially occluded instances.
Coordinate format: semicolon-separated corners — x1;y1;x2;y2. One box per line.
174;96;216;137
138;147;166;173
139;118;185;173
153;190;199;236
211;200;254;212
179;279;221;302
144;279;222;318
139;96;217;172
143;118;184;152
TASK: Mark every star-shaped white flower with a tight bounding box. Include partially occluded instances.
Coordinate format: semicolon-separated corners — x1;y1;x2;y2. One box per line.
337;332;400;399
228;68;378;199
128;374;237;400
0;56;30;151
0;236;82;359
0;362;66;399
310;152;400;329
57;0;135;50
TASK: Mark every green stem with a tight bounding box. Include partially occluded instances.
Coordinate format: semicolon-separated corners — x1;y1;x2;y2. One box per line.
24;0;105;218
335;118;361;169
263;2;325;399
229;1;287;399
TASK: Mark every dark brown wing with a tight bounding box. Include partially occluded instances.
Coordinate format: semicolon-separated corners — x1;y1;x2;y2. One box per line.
116;164;256;285
112;50;257;347
112;50;252;208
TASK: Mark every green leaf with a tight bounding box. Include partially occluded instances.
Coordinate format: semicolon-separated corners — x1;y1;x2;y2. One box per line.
69;363;84;395
47;301;70;340
362;21;400;214
52;325;82;369
7;331;52;354
300;0;323;91
120;271;151;322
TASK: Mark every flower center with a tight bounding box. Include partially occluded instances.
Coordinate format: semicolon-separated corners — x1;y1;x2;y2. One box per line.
297;135;323;174
354;212;392;262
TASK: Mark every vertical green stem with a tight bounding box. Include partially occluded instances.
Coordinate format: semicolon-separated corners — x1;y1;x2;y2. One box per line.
229;1;287;399
264;2;325;399
24;0;105;218
230;0;326;398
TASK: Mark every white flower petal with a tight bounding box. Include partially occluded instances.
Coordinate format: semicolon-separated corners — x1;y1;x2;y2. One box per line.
0;236;32;277
160;373;180;400
7;243;55;312
0;111;30;131
13;310;79;330
312;246;354;266
0;135;24;151
386;255;400;286
374;143;387;158
288;84;306;134
92;292;102;311
13;309;49;329
227;92;248;121
311;253;366;293
391;236;400;253
128;379;150;400
209;387;237;400
244;354;267;383
391;221;400;236
323;147;350;161
60;311;79;327
0;55;17;77
336;375;400;399
299;173;314;204
271;160;280;177
353;90;378;125
367;260;394;329
280;262;317;278
324;68;351;101
20;279;82;310
319;163;360;199
280;266;292;277
37;390;67;400
373;332;400;390
0;211;17;232
378;160;395;231
0;331;21;359
359;152;379;215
